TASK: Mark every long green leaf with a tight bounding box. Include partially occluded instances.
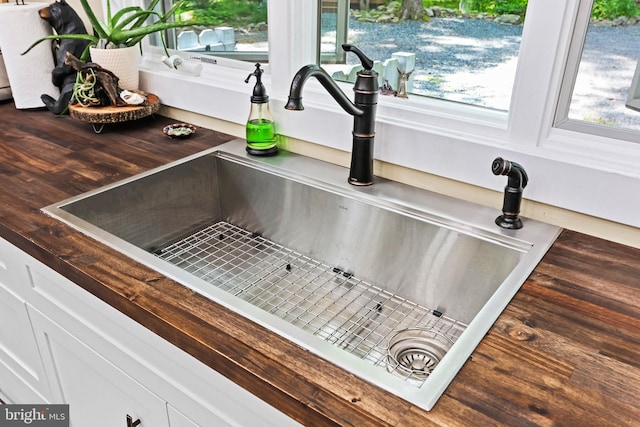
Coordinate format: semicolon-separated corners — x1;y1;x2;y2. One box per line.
130;0;172;30
115;10;161;32
78;0;108;39
106;0;112;31
111;6;145;27
23;0;206;53
21;34;99;56
109;20;205;46
163;0;188;20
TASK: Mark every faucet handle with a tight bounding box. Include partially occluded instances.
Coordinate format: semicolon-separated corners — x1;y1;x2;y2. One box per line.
342;44;374;71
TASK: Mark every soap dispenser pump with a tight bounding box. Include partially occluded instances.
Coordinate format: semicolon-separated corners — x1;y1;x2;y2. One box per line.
244;63;277;156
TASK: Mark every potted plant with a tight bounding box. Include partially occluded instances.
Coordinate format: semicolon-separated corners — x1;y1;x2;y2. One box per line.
23;0;207;89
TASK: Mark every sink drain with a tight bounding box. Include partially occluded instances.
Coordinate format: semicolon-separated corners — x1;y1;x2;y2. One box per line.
386;328;453;379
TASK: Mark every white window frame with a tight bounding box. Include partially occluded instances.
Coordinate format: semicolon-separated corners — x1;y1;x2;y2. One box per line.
111;0;640;229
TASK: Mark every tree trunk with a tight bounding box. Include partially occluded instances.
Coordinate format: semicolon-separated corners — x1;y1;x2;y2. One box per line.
400;0;424;21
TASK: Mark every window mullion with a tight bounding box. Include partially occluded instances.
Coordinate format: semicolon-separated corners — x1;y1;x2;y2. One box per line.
507;0;578;148
268;0;319;98
553;0;592;128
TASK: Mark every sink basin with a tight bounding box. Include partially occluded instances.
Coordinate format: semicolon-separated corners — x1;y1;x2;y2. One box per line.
43;138;560;411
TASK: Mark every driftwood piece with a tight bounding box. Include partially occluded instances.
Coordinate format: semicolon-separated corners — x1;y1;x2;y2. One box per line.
69;94;160;124
65;52;124;106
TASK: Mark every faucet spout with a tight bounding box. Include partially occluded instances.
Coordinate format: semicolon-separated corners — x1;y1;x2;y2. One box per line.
285;65;364;117
285;46;379;186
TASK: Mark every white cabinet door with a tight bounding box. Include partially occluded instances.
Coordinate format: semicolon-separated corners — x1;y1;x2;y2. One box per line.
28;307;170;427
0;236;32;298
0;239;50;403
0;283;51;403
167;405;215;427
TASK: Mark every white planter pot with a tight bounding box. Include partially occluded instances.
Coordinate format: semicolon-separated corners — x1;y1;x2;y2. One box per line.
90;46;140;90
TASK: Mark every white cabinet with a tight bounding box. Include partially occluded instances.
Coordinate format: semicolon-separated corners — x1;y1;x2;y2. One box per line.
0;239;51;403
168;406;201;427
0;283;50;404
0;237;300;427
28;308;169;427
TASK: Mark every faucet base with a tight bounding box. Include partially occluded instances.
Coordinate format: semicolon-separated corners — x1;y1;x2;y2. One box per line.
348;177;374;186
495;214;523;230
348;136;374;186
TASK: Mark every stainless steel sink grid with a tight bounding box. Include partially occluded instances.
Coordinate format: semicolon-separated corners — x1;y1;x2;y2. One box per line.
42;138;561;411
154;221;467;387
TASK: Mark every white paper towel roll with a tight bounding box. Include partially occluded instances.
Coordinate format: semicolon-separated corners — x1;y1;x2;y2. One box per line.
0;3;58;109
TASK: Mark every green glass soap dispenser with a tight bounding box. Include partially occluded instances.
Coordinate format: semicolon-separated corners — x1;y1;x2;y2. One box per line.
244;63;278;156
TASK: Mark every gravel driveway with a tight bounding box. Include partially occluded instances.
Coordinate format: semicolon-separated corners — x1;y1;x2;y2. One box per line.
332;16;640;129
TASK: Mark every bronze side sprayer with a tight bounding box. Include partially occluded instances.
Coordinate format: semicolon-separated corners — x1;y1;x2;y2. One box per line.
492;157;528;229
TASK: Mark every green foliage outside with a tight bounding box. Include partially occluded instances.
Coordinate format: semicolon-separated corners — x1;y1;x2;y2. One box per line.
477;0;527;15
453;0;527;15
177;0;267;26
423;0;640;19
174;0;639;27
591;0;639;19
422;0;459;8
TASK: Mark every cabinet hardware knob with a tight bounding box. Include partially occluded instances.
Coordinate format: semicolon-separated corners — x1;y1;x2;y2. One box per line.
126;415;141;427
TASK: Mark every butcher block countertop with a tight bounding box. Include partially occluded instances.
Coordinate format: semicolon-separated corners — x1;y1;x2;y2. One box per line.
1;100;638;426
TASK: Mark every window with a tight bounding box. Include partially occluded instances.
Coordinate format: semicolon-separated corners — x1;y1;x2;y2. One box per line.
153;0;269;62
319;0;348;64
321;0;524;111
555;0;640;142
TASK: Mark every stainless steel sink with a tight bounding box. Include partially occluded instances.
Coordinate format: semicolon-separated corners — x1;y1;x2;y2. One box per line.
43;138;560;411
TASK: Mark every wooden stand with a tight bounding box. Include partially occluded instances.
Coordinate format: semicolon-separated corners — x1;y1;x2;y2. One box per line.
69;93;160;133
